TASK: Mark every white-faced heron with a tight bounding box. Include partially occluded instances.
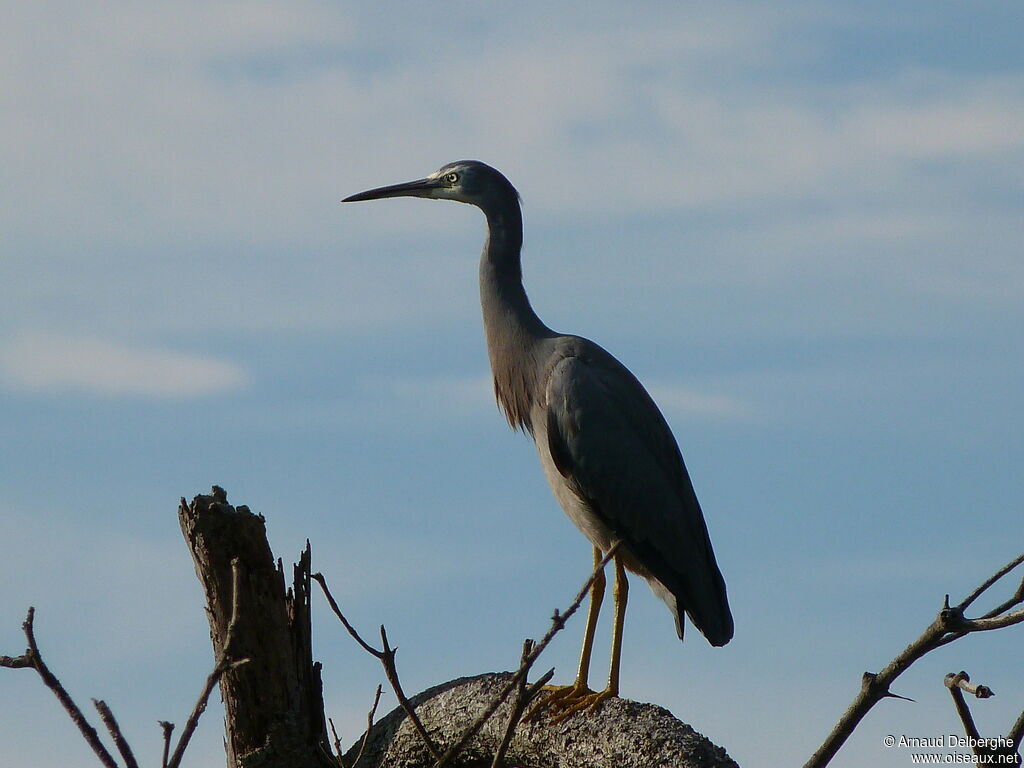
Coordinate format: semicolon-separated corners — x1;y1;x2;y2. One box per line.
343;161;733;719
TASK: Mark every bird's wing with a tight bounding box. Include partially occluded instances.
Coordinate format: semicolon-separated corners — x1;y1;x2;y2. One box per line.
543;342;733;645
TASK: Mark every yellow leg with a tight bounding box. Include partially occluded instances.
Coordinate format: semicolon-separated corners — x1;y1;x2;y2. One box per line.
573;546;606;688
529;548;627;723
606;553;628;696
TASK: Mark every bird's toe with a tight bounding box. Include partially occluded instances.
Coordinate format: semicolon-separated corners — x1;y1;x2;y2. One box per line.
524;682;616;723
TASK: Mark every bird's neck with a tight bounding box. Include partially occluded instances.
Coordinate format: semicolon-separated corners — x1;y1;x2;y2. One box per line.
479;201;550;432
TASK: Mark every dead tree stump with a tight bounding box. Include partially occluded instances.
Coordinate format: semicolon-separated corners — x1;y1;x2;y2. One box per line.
179;487;335;768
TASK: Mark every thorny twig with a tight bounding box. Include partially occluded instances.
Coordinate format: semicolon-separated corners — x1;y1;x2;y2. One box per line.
805;551;1024;768
313;572;444;763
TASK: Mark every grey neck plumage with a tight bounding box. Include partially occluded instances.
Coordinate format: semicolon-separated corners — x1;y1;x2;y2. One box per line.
478;195;553;434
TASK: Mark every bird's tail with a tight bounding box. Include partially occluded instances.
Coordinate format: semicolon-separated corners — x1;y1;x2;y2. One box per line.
677;568;733;647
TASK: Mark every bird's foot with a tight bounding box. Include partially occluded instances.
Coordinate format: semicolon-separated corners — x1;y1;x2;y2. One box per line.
525;682;616;724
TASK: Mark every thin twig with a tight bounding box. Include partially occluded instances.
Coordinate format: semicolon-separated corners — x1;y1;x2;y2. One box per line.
435;541;621;768
312;572;381;657
158;721;174;768
0;653;34;669
979;577;1024;620
313;572;443;762
957;607;1024;632
167;558;250;768
379;625;443;761
491;671;555;768
9;607;119;768
1007;709;1024;753
316;543;620;768
933;605;1024;649
94;699;140;768
805;551;1024;768
945;671;994;699
491;641;534;768
945;674;983;743
960;553;1024;611
947;672;1023;763
491;639;554;768
349;684;384;768
328;718;344;767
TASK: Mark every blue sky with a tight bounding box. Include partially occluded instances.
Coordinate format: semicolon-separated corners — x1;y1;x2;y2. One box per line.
2;2;1022;766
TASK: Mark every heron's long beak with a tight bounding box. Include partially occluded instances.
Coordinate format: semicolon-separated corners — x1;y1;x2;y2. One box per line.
342;177;441;203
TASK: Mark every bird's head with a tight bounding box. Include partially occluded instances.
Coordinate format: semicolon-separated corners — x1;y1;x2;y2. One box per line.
343;160;520;211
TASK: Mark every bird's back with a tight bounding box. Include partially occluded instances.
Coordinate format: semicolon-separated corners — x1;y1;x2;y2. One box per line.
530;335;733;646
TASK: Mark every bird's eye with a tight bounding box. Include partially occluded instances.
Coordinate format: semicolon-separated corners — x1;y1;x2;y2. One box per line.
445;172;459;184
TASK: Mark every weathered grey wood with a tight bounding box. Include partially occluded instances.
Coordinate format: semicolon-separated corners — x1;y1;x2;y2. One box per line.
346;672;738;768
179;487;335;768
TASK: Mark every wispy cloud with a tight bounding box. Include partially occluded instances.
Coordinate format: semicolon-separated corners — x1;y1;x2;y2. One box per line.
371;373;755;423
0;331;248;397
365;372;496;424
647;381;756;421
4;3;1022;343
374;372;493;407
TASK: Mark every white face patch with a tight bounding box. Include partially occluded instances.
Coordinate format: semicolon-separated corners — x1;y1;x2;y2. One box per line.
423;166;469;201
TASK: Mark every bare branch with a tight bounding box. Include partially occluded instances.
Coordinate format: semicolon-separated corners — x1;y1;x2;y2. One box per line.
933;599;1024;651
1007;709;1024;754
980;579;1024;620
434;541;621;768
94;699;140;768
329;718;344;767
957;607;1024;633
945;673;984;743
959;553;1024;612
527;541;621;671
158;721;174;768
167;558;250;768
805;551;1024;768
5;607;119;768
945;671;994;699
379;626;444;762
5;576;255;768
325;541;621;768
313;572;443;762
490;640;534;768
492;671;554;768
0;653;33;669
491;640;554;768
945;672;1023;763
349;684;384;768
312;572;382;659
